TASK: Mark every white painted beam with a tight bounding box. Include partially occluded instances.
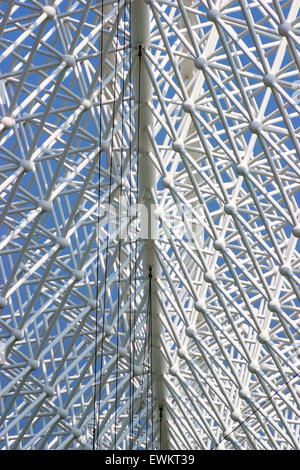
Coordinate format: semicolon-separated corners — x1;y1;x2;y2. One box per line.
132;0;170;450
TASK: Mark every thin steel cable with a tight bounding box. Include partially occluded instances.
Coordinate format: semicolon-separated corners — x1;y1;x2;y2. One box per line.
129;41;143;449
133;45;142;445
159;407;163;450
150;273;154;449
212;372;300;450
114;0;122;449
148;266;154;449
92;0;104;450
128;1;136;448
136;288;151;449
96;3;121;448
145;267;152;449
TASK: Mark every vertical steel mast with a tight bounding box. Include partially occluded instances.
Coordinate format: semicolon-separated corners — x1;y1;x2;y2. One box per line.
131;0;169;449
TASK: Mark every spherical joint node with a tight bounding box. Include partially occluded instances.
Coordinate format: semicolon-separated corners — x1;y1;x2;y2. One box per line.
0;297;7;309
194;300;206;313
268;300;281;313
172;140;184;153
118;346;128;357
162;175;174;190
62;54;75;68
56;407;68;419
104;324;113;336
278;22;292;36
257;330;270;344
81;99;92;111
39;199;52;212
213;238;226;251
248;360;260;374
169;364;179;376
56;236;69;249
185;326;196;338
28;358;39;370
177;347;188;360
223;427;233;440
249;120;262;134
43;5;56;19
194;57;208;70
204;270;215;283
71;427;81;438
279;264;291;276
12;328;23;340
224;203;237;216
87;298;97;310
206;8;220;22
231;409;242;422
292;224;300;238
263;73;276;88
239;387;250;400
43;384;55;397
72;269;84;281
236;163;249;177
182;100;195;114
1;116;15;129
100;140;110;152
19;159;34;172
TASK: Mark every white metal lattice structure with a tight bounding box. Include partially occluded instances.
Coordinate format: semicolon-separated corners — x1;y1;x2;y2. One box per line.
0;0;299;450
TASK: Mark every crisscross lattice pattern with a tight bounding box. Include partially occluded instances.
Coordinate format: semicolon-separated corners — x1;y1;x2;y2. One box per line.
0;0;299;450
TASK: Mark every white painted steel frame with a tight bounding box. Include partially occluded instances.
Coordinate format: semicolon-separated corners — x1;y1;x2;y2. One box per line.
0;0;299;450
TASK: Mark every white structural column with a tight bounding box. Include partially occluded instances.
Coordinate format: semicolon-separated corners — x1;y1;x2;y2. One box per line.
0;0;299;450
132;0;169;450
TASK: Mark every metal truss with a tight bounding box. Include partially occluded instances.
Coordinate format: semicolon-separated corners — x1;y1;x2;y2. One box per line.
0;0;299;450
